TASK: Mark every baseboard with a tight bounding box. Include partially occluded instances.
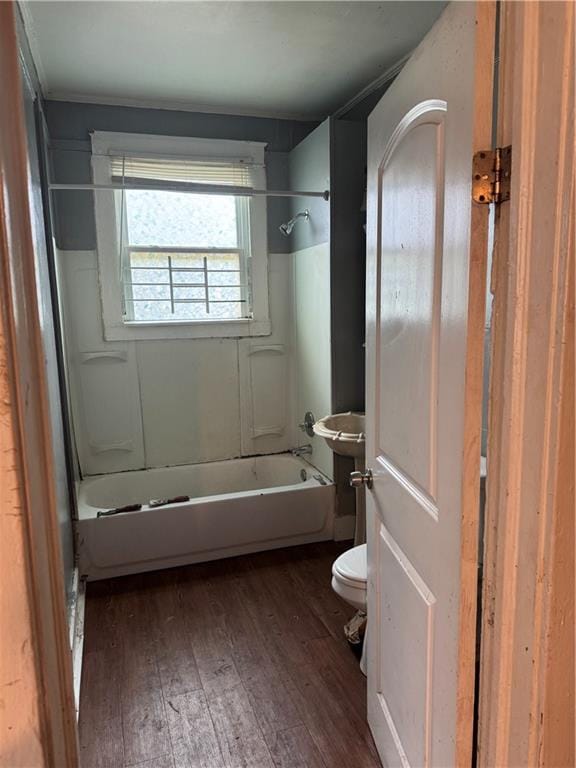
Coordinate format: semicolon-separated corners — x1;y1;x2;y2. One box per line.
333;514;356;542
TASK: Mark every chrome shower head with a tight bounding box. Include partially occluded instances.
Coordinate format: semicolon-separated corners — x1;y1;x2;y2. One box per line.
279;209;310;237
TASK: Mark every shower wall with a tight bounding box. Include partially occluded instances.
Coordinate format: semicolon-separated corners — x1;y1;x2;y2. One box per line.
48;101;318;475
57;249;296;474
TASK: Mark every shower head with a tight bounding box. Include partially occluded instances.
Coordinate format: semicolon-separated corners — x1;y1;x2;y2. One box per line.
279;209;310;237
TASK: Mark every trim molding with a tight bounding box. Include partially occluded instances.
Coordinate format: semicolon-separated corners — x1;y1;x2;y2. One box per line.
332;52;410;119
17;0;48;93
478;2;574;765
455;4;496;766
0;4;79;765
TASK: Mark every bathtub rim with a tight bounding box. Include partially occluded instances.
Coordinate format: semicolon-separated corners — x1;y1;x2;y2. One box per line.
77;453;333;521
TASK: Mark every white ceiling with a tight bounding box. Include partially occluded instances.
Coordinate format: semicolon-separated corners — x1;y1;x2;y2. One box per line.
23;1;446;120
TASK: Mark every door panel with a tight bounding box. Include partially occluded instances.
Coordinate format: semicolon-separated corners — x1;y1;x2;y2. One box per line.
376;524;436;768
366;3;494;766
377;106;445;507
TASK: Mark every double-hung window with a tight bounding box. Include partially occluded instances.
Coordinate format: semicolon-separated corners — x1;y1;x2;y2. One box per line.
91;132;269;340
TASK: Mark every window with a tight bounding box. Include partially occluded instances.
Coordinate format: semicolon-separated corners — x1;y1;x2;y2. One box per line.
92;132;269;340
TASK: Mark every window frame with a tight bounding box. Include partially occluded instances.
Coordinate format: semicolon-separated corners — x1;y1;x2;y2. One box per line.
91;131;270;340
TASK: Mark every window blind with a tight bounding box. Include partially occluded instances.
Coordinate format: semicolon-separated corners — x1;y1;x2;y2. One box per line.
110;156;258;189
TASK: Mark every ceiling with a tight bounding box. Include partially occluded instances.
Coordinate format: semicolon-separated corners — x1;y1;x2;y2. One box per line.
22;1;446;120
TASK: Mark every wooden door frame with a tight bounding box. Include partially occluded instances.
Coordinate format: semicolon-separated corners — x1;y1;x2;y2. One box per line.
478;2;574;766
0;3;79;766
455;2;497;765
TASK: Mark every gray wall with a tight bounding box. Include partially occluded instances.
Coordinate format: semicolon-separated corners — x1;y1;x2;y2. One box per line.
329;118;367;521
45;100;318;254
330;118;366;413
289;119;331;250
17;15;76;612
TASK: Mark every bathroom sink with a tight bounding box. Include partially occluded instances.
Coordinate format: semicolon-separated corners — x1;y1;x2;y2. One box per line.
313;412;365;459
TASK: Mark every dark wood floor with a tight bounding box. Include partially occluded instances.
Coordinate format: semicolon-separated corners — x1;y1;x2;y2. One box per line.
79;541;381;768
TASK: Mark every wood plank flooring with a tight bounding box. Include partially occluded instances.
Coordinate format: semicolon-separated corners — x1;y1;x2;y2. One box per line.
79;541;381;768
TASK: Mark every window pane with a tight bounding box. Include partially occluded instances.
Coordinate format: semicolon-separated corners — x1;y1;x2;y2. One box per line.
208;286;242;302
129;268;169;284
170;253;208;270
125;251;246;322
173;285;205;301
129;252;168;268
171;271;204;285
125;190;239;248
128;300;173;320
132;284;171;301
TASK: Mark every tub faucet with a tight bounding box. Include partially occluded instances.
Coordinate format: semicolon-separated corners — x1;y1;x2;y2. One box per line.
292;445;312;456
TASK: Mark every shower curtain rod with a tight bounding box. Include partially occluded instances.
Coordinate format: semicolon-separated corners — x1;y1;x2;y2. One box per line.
48;181;330;200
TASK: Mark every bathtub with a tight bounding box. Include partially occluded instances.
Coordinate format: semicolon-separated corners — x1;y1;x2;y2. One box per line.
77;453;335;580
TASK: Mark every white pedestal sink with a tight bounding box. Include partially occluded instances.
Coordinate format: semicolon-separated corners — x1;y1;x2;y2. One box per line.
313;412;366;543
313;411;365;459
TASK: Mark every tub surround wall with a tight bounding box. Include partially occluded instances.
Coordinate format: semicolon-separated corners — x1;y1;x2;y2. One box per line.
58;249;296;475
293;243;333;478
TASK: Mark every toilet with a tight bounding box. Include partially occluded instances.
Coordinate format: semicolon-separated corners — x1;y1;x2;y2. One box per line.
332;543;368;674
331;543;367;610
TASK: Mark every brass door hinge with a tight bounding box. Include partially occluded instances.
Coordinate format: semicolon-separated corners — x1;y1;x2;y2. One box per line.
472;145;512;204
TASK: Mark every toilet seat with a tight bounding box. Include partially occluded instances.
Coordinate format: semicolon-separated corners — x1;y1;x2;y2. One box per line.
332;543;367;587
331;544;367;610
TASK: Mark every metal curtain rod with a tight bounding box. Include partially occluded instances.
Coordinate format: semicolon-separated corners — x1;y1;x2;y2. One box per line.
48;181;330;200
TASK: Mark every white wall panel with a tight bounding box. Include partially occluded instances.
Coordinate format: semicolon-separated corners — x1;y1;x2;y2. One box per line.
293;242;333;478
239;253;295;455
137;339;241;467
58;250;145;474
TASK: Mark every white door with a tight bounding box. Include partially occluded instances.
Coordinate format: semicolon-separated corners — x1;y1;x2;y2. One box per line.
365;3;495;766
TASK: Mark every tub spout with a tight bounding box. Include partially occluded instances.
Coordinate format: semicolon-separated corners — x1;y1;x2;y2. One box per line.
291;445;312;456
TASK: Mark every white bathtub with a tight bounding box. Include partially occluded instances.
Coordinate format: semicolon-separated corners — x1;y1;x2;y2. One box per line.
77;454;335;580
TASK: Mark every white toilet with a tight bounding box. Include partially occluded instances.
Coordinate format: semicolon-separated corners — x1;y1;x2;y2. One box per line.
332;543;368;674
331;543;367;610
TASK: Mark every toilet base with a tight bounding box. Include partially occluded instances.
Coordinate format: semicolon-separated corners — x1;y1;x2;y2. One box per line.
331;575;367;612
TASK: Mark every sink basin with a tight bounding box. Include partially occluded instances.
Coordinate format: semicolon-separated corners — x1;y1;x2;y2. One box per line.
313;412;365;459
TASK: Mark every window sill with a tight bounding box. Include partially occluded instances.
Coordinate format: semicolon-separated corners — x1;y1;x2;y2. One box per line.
103;317;271;341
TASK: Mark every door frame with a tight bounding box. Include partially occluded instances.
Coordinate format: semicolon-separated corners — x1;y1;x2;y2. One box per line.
454;2;497;765
0;4;79;766
478;2;574;766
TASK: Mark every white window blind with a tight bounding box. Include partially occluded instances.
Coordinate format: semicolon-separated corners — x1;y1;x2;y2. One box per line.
110;155;260;190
